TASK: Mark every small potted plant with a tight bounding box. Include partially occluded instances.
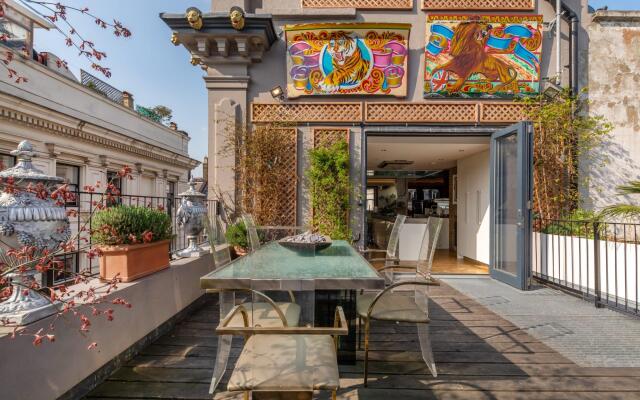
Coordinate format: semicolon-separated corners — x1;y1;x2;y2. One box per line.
91;206;173;282
225;220;249;258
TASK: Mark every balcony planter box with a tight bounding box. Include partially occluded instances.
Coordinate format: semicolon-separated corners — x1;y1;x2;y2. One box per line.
99;239;171;282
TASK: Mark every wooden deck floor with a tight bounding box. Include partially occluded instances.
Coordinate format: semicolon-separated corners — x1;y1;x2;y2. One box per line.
86;283;640;400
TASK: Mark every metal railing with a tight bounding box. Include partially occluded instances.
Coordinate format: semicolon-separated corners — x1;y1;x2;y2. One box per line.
533;218;640;316
44;191;218;287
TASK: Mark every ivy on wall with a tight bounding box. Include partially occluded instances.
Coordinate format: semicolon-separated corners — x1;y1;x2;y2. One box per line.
521;89;612;221
307;139;351;240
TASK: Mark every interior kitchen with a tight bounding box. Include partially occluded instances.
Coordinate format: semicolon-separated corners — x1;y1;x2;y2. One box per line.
366;135;491;274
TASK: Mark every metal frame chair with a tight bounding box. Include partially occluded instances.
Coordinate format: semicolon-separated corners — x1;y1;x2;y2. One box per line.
357;217;444;386
217;289;348;400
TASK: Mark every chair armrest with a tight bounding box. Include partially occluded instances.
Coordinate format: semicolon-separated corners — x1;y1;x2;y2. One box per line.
215;289;289;335
367;280;440;318
219;304;250;329
216;306;349;336
361;249;387;254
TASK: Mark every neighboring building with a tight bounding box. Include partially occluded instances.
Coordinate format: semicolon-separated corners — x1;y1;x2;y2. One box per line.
0;0;199;198
586;10;640;209
0;0;199;277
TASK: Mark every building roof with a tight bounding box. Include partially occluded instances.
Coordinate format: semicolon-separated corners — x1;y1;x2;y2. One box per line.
6;0;55;29
592;10;640;23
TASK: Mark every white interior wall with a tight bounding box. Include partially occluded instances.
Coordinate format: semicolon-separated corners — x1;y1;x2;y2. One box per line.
457;149;491;265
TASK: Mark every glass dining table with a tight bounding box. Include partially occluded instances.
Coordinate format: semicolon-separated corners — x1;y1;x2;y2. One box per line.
200;240;384;394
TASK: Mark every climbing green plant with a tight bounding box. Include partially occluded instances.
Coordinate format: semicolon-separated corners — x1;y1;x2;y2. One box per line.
521;89;612;221
307;140;351;240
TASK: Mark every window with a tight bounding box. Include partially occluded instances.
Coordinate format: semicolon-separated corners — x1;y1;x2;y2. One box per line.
106;171;122;205
0;153;16;171
106;171;122;193
166;181;176;199
366;187;378;212
0;7;33;54
56;163;80;206
166;181;176;216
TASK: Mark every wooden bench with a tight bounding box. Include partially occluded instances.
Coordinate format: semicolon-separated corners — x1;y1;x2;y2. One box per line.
217;305;348;400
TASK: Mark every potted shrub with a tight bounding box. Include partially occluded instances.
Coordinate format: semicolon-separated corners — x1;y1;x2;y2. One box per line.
91;206;173;282
225;220;249;258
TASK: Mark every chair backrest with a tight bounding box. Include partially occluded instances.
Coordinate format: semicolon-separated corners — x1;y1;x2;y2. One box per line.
204;215;231;269
386;214;407;259
242;213;261;253
417;217;443;279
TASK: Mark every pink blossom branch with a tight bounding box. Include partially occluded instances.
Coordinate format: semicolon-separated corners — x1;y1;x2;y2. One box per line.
0;0;131;80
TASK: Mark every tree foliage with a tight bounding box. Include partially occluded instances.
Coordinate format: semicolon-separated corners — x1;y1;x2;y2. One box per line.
600;181;640;220
307;140;351;240
152;105;173;125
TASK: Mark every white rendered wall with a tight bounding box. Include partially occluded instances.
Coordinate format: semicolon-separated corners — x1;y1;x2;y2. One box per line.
456;150;490;265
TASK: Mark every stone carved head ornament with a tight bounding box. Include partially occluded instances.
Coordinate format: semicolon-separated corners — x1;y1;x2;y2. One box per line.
229;6;245;31
186;7;203;30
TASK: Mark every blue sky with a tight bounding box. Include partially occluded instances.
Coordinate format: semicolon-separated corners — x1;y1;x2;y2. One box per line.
589;0;640;9
28;0;640;176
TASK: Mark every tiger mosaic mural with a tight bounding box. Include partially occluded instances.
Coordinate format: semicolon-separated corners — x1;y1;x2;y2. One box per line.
320;31;372;91
285;23;410;97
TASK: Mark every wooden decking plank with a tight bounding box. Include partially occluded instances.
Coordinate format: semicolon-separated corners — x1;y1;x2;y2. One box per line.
341;362;640;377
339;375;640;392
332;388;640;400
87;381;211;399
360;340;556;353
125;354;239;369
108;366;214;383
362;350;573;364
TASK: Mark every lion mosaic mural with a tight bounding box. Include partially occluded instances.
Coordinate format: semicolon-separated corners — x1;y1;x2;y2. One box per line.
424;15;543;98
285;23;410;98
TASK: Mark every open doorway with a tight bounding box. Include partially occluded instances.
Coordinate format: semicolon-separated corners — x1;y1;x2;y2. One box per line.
365;135;490;275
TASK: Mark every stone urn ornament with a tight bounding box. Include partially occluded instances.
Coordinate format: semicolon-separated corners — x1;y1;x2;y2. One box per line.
176;179;207;258
0;141;71;325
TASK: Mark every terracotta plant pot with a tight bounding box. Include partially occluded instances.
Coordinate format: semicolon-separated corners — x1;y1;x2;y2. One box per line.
99;239;171;283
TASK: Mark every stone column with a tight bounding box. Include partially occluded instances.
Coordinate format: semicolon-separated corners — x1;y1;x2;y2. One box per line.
205;65;250;212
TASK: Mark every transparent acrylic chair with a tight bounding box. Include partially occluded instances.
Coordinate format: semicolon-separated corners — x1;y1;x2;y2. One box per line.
218;281;346;400
357;217;443;386
207;216;301;394
241;213;305;253
360;214;406;270
204;215;231;270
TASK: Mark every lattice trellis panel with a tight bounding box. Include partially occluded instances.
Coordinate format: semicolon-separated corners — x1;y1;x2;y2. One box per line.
303;0;413;9
252;103;362;123
242;128;298;227
480;103;529;124
422;0;534;10
313;128;350;150
365;102;478;123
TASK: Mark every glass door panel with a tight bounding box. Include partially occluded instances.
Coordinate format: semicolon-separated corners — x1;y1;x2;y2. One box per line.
490;122;532;290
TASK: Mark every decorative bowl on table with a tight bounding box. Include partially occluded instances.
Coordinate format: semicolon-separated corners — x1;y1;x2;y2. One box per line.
278;231;332;252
